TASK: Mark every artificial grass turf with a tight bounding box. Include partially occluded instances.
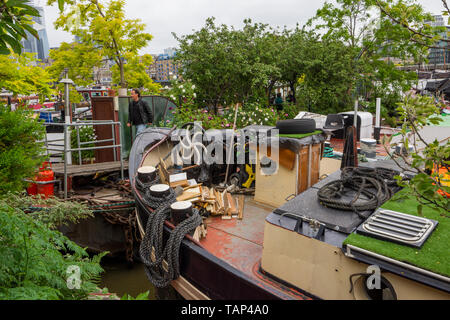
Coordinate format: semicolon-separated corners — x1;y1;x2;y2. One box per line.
343;188;450;277
278;130;323;139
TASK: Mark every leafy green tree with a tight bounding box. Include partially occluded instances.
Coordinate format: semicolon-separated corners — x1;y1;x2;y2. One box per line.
111;53;161;93
50;0;155;90
48;41;103;87
307;0;438;115
0;51;54;101
0;104;46;194
296;37;356;114
384;95;449;218
174;18;279;113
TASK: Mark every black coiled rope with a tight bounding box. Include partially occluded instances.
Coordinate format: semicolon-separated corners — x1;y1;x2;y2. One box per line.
138;185;202;288
317;167;400;219
135;174;161;193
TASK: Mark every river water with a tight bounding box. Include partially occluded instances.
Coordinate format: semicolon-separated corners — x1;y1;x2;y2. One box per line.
99;257;182;300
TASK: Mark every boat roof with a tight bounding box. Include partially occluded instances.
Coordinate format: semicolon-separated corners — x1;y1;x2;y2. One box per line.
267;159;450;291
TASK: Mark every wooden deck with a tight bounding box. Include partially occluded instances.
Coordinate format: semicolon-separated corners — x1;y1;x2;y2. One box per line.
52;161;128;177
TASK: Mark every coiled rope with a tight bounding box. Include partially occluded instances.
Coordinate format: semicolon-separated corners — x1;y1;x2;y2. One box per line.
135;173;161;193
138;186;202;288
317;167;400;219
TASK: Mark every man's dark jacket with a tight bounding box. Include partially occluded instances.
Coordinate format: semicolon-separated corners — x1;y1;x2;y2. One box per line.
128;99;153;125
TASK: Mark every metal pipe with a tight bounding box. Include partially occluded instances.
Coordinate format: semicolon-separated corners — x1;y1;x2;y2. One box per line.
112;123;117;162
63;123;68;199
308;144;312;188
48;121;120;126
119;123;124;180
76;125;82;165
68;144;122;152
79;138;114;145
374;98;381;143
345;244;450;283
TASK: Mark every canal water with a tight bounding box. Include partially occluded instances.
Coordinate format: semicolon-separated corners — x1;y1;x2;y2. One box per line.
99;257;182;300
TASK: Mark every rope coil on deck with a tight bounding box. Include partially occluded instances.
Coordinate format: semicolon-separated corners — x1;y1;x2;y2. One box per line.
138;187;202;288
135;174;161;193
317;167;401;218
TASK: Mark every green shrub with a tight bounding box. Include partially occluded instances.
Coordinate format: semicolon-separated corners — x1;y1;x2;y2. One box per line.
0;200;106;300
159;102;296;130
0;105;46;194
70;125;96;164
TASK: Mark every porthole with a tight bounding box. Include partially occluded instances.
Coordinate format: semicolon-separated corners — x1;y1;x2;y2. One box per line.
353;275;397;300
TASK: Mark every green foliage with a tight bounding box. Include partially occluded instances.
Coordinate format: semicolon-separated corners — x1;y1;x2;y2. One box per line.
306;0;439;115
121;290;149;300
160;102;293;130
70;125;96;164
0;192;94;229
295;38;355;114
385;95;450;217
163;78;197;108
51;0;155;89
0;200;106;300
0;52;54;101
0;0;40;55
174;18;279;112
47;42;103;89
0;104;46;194
112;54;161;93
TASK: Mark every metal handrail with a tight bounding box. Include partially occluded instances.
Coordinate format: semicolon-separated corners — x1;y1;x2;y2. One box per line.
43;121;124;199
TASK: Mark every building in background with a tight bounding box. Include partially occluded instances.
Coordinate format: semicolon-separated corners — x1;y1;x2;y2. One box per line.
20;2;50;62
426;15;450;66
146;48;181;83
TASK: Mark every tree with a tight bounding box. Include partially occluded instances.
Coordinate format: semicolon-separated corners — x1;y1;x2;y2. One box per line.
296;37;356;114
50;0;155;90
0;51;54;101
384;95;449;218
174;18;279;113
111;53;161;93
0;103;46;194
0;0;70;55
307;0;438;115
0;0;40;55
48;41;103;88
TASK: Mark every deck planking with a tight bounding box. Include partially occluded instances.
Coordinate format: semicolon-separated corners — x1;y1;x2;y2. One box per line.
52;161;128;177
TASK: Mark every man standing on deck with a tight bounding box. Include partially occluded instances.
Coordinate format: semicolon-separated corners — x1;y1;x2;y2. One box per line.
127;88;153;135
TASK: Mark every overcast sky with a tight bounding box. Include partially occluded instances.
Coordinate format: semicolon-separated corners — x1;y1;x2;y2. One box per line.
39;0;446;54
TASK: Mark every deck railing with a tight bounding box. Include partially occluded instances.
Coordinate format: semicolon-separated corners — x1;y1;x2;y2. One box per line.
42;120;124;198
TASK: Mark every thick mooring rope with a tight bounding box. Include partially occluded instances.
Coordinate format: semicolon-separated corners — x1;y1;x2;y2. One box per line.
138;186;202;288
135;174;161;193
317;166;400;219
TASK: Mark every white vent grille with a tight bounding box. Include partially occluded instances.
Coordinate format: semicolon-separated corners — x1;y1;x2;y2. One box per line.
357;209;438;248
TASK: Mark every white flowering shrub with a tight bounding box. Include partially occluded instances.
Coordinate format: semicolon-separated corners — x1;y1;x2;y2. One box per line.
70;125;96;164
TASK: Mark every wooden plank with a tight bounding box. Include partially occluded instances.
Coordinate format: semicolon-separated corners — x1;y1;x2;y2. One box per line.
226;193;238;215
238;194;245;220
159;158;169;184
222;190;230;216
170;179;189;188
52;161;128;176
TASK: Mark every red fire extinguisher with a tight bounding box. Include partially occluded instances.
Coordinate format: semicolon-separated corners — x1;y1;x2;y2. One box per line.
28;161;55;198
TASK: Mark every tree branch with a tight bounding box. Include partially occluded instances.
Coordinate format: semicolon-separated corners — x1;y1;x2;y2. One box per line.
376;0;450;43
